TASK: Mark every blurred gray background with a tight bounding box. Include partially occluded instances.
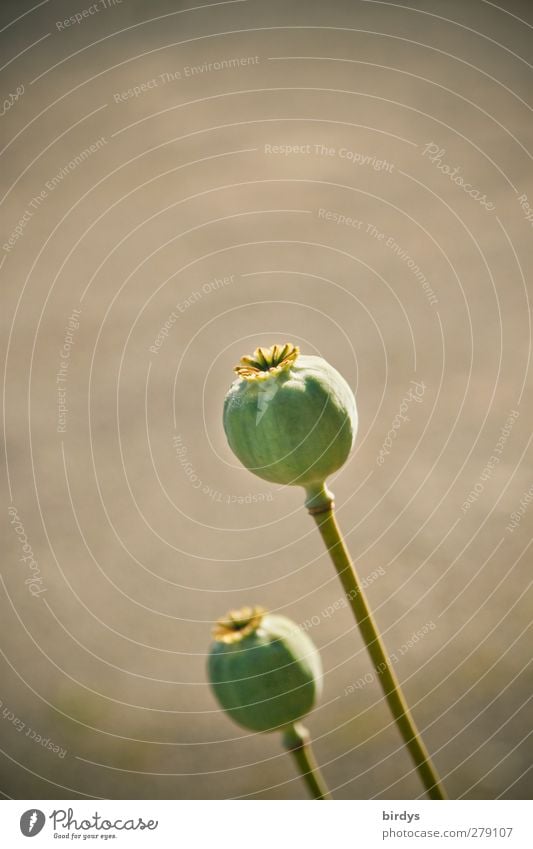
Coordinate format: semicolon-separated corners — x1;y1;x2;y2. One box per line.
1;0;532;799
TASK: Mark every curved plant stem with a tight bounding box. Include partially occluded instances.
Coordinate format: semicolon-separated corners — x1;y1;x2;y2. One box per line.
282;722;332;800
309;505;447;800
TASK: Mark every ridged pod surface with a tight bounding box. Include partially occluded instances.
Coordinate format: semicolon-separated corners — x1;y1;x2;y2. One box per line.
223;344;357;508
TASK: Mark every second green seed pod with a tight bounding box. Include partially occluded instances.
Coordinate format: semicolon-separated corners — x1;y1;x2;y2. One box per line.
208;606;322;733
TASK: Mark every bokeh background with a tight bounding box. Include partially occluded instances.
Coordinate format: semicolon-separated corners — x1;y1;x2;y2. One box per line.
1;0;532;800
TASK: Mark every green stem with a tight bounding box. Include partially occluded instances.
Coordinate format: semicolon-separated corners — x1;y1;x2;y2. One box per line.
282;722;332;800
307;495;446;800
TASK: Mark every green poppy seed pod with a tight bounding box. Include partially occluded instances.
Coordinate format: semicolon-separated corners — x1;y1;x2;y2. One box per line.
208;606;322;733
223;343;357;511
